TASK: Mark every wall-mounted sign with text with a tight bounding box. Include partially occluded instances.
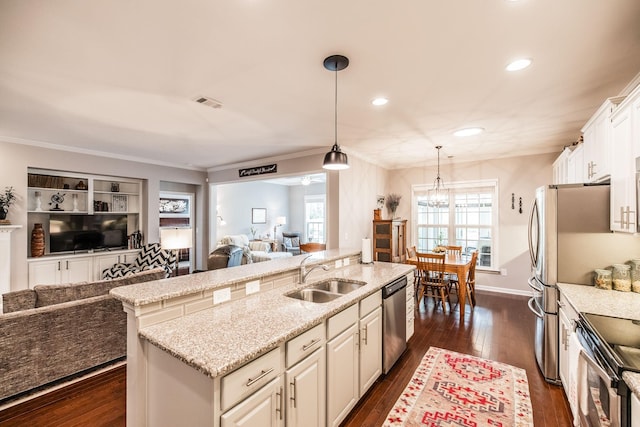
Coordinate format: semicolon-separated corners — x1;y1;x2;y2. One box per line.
239;164;277;178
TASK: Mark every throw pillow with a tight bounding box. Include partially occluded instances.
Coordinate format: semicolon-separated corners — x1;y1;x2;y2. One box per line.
291;237;300;247
283;237;292;248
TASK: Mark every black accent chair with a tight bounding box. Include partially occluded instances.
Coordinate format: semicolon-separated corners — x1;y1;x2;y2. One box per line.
282;232;301;255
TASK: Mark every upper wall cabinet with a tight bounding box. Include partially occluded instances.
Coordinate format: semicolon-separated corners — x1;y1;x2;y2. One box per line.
581;97;626;183
609;86;640;233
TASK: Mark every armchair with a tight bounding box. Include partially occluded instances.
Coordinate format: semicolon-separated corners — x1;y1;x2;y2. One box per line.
102;243;177;279
282;232;301;255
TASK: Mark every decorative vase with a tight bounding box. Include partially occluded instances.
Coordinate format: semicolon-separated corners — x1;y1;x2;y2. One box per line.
0;210;6;220
35;191;42;211
31;223;45;257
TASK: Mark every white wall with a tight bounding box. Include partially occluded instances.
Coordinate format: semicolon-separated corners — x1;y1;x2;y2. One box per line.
216;181;290;241
388;152;557;294
0;139;208;290
338;154;389;249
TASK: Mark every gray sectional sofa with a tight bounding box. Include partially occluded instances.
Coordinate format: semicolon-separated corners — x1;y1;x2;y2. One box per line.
0;267;165;403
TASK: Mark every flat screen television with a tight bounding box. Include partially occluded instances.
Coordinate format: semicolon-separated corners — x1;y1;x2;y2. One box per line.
49;214;129;253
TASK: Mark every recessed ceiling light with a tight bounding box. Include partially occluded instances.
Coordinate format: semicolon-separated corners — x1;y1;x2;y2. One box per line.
454;127;484;137
506;58;532;72
372;97;388;106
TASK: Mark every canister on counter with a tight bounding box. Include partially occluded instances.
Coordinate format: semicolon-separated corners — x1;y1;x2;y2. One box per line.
594;269;612;290
628;259;640;293
612;263;632;292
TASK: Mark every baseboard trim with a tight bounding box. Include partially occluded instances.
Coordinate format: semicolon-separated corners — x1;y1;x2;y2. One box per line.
476;285;532;297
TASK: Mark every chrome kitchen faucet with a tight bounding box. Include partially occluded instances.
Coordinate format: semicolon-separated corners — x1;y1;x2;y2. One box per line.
299;255;329;284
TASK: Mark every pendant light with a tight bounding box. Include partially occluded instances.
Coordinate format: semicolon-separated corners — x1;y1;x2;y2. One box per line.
322;54;350;170
427;145;449;207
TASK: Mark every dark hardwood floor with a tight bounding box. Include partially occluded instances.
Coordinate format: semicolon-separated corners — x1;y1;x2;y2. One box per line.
342;291;573;427
0;291;572;426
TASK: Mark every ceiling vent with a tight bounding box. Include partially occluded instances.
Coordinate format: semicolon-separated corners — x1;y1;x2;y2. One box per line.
193;96;222;109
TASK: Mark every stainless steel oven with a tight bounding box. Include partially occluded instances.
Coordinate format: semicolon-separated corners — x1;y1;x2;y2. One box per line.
575;313;640;427
575;319;621;426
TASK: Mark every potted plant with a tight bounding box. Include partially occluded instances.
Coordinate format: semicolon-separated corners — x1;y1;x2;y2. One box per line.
385;193;402;219
0;186;17;220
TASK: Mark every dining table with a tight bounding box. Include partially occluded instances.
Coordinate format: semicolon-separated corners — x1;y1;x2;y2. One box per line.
405;252;473;321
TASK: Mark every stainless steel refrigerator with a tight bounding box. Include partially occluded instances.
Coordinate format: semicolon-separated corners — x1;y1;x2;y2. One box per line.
527;183;640;384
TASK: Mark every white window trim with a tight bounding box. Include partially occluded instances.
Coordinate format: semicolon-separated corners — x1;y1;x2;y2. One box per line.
304;194;326;243
410;179;499;272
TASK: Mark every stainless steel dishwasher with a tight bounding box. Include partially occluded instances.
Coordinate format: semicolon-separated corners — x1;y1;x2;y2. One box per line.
382;275;407;374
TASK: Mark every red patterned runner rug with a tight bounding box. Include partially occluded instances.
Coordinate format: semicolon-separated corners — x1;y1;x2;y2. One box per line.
384;347;533;426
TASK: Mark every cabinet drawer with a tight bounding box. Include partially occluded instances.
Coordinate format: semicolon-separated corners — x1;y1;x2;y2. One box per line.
286;323;325;368
221;347;282;412
360;291;381;317
559;292;578;322
327;304;358;340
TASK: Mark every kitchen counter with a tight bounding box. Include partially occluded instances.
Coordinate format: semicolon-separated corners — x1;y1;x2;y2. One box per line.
557;283;640;399
557;283;640;321
111;250;414;378
111;248;362;307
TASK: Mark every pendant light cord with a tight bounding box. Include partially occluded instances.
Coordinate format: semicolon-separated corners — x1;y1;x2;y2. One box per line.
334;62;338;146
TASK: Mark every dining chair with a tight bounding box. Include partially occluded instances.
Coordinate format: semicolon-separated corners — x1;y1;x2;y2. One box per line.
405;245;419;293
466;251;479;308
444;245;463;292
415;252;451;312
299;242;326;253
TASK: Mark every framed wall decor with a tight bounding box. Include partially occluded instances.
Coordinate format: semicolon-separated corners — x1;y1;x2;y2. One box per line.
252;208;267;224
159;192;192;218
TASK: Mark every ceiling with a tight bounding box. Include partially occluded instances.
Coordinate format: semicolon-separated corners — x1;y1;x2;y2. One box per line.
1;1;640;171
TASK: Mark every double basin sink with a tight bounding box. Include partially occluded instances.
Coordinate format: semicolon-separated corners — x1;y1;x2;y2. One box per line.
286;279;367;303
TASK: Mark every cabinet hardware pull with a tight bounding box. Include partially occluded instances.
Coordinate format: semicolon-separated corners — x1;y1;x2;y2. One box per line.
355;331;360;347
276;386;283;420
302;338;320;351
57;261;61;271
66;260;69;270
362;326;368;345
620;206;626;229
245;368;274;387
290;378;296;408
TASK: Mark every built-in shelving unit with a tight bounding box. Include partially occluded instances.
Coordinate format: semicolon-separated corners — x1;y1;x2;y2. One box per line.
27;168;143;258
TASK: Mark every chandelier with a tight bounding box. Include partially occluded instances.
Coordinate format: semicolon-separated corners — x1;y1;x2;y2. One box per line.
427;145;449;208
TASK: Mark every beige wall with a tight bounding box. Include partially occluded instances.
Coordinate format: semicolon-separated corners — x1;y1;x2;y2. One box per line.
2;136;556;295
388;152;557;294
0;139;208;290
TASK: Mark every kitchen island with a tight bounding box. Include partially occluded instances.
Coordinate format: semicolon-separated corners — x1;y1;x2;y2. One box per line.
111;249;414;427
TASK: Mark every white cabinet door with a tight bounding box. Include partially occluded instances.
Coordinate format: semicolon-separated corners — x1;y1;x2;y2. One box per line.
326;322;359;427
63;256;93;283
285;347;325;427
221;377;284;427
94;253;121;280
28;258;60;286
610;107;635;232
28;256;92;286
93;250;140;280
406;280;415;340
582;97;624;182
632;391;640;427
567;145;584;184
359;306;382;396
558;308;571;390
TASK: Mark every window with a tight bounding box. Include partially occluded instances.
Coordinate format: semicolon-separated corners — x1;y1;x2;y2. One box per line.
304;195;326;243
412;180;498;270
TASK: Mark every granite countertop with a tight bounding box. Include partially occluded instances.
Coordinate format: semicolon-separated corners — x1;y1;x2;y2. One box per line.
111;248;361;307
557;283;640;321
557;283;640;398
131;259;414;379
